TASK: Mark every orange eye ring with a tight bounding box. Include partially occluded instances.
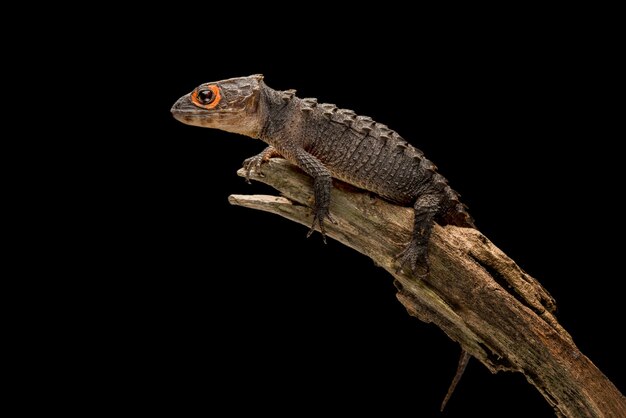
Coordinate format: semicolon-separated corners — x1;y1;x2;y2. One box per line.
191;85;221;109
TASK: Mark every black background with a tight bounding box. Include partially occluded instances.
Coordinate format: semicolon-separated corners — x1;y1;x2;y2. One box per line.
96;10;623;417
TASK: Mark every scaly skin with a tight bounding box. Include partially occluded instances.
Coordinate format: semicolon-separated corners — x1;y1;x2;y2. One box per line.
171;74;475;275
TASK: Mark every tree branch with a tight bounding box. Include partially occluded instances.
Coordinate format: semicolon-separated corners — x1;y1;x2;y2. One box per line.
228;158;626;418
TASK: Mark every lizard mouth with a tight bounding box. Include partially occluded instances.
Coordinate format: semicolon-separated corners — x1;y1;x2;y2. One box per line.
170;108;241;124
170;105;245;131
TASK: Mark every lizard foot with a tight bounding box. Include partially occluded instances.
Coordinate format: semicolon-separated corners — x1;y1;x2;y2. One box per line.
306;207;337;244
394;241;429;278
242;154;270;184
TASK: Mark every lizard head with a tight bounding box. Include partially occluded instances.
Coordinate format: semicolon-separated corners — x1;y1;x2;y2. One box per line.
171;74;264;137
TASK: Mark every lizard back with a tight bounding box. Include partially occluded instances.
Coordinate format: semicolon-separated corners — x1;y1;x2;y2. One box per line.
281;95;474;228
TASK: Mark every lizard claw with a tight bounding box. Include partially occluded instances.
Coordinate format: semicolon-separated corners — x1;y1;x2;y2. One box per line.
242;154;269;184
393;242;430;278
306;226;327;244
307;208;332;244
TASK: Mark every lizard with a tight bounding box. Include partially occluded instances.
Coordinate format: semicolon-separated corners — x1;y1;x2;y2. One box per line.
171;74;475;409
171;74;475;275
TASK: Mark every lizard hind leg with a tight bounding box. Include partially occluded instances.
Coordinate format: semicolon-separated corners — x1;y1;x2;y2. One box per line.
395;193;442;277
242;146;281;183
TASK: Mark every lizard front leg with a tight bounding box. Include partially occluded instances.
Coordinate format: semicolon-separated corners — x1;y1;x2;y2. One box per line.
293;148;335;243
243;146;282;183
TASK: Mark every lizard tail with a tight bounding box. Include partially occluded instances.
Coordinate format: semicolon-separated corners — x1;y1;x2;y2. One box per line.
440;349;472;411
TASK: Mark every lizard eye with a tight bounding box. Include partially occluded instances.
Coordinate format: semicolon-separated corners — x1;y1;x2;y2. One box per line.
198;89;214;104
191;85;221;109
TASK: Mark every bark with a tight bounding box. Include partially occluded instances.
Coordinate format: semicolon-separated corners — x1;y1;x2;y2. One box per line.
228;158;626;417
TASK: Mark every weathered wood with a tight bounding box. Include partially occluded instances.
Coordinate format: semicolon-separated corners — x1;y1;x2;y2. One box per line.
228;158;626;418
